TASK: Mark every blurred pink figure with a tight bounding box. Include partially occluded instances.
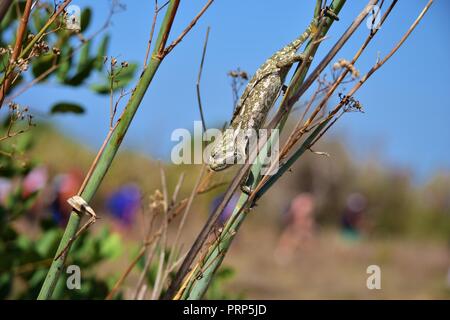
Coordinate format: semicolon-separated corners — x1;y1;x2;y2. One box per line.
22;166;48;198
22;166;48;220
51;169;84;226
275;193;316;264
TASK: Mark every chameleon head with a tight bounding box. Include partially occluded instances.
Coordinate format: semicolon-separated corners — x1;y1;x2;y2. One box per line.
209;147;242;171
208;130;246;171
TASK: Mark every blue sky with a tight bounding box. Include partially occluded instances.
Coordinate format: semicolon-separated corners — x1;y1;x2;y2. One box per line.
17;0;450;181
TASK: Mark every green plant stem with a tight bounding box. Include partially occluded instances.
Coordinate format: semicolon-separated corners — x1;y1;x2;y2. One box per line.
20;0;73;60
180;0;346;299
37;0;181;300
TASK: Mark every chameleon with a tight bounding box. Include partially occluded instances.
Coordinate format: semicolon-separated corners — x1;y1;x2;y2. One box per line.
208;23;318;174
208;6;339;177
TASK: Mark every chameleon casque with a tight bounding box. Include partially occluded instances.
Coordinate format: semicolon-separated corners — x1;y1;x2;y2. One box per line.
208;23;317;173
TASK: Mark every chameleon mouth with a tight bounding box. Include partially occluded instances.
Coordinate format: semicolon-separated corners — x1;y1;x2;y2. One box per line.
209;161;229;171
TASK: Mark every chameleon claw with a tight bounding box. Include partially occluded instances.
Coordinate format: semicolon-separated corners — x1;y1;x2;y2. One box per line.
324;7;339;21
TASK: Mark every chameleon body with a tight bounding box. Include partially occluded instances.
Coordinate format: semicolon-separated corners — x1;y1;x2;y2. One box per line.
209;24;316;171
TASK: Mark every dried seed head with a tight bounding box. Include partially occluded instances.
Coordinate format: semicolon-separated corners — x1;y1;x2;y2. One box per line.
52;47;61;55
149;189;165;215
18;59;29;72
227;69;249;80
240;71;249;80
121;61;129;68
333;59;360;79
111;57;117;67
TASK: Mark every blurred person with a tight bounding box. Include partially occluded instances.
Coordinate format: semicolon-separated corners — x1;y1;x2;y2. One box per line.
21;166;49;221
22;166;48;199
50;169;84;226
274;193;316;264
106;184;141;229
0;166;48;220
340;192;367;241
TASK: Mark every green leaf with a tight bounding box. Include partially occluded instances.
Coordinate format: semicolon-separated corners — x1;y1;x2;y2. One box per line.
65;58;95;86
56;45;73;82
50;102;85;115
36;229;62;257
99;233;123;260
91;63;138;95
90;83;110;95
64;41;95;86
0;272;13;299
28;269;47;289
80;8;92;32
114;63;138;87
32;9;47;32
216;266;235;280
77;41;92;73
0;1;26;30
94;35;110;71
32;54;54;80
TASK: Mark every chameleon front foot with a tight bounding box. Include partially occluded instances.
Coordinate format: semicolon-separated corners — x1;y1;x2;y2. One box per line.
324;7;339;21
240;184;253;195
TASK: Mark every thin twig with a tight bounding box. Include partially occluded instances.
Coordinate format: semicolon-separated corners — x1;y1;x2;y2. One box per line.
196;26;210;132
150;167;169;299
0;0;33;106
144;1;160;68
162;0;214;56
5;6;115;103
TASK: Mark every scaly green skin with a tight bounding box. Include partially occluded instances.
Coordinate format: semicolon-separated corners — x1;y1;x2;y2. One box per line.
208;26;315;171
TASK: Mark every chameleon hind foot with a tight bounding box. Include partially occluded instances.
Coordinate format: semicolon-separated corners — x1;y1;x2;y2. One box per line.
240;184;252;195
276;54;313;69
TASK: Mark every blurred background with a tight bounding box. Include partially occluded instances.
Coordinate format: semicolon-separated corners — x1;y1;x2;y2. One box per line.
1;0;449;299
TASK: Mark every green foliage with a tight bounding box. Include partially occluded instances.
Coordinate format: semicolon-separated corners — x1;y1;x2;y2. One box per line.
80;8;92;33
50;102;85;114
91;63;138;95
9;223;124;300
0;127;123;299
204;266;244;300
0;3;137;115
94;35;110;71
32;54;54;79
